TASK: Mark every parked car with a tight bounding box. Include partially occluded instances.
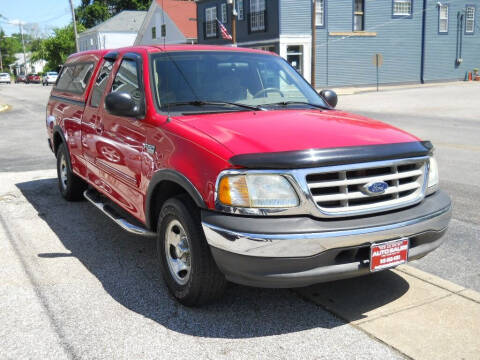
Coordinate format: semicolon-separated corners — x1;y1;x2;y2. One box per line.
15;74;27;83
42;71;58;86
46;45;451;306
26;73;41;84
0;73;11;84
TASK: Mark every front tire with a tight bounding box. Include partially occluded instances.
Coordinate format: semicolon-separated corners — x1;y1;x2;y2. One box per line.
56;143;86;201
157;195;226;306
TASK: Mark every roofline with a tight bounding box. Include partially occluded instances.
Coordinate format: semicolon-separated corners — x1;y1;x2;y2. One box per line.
79;30;140;36
81;10;147;34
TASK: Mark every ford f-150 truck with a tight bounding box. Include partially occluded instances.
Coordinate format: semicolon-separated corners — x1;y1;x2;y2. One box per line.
46;45;451;306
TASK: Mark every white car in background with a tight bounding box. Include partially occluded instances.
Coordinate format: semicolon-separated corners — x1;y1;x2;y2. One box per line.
0;73;11;84
42;72;58;86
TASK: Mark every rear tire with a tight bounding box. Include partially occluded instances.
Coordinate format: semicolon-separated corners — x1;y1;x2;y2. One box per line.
157;195;226;306
56;143;86;201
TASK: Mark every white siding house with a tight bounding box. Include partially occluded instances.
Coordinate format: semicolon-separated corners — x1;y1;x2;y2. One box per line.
10;53;46;75
78;11;147;51
135;0;197;45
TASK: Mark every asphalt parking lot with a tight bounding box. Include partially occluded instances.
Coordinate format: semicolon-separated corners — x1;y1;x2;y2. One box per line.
1;82;479;359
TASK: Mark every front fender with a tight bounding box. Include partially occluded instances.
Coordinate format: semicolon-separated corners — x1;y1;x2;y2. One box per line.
145;169;207;230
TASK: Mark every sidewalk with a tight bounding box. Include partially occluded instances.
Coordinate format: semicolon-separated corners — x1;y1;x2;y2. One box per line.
325;80;476;95
298;265;480;360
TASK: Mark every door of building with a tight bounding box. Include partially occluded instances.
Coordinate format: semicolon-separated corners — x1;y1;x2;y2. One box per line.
286;45;304;75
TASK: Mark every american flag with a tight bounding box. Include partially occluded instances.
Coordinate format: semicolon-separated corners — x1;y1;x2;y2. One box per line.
216;19;233;41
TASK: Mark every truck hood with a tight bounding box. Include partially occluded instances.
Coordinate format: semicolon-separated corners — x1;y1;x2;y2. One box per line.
177;109;420;157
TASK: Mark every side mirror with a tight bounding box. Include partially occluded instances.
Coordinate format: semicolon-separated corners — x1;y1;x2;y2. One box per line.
319;89;338;108
105;92;143;118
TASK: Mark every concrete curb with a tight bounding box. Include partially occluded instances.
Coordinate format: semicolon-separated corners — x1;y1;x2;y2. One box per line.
298;265;480;360
325;80;476;96
396;265;480;304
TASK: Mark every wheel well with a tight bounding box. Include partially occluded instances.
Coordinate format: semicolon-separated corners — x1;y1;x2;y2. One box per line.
149;181;195;232
53;132;63;156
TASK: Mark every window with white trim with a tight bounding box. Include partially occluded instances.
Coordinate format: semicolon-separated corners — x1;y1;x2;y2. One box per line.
466;6;475;33
237;0;244;20
393;0;412;16
221;3;228;24
316;0;324;27
353;0;365;31
250;0;266;32
205;6;217;38
439;4;448;33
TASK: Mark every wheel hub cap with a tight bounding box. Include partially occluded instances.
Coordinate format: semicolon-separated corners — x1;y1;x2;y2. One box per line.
165;219;191;285
60;155;68;190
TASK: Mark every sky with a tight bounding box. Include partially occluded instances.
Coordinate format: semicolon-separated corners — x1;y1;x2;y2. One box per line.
0;0;81;36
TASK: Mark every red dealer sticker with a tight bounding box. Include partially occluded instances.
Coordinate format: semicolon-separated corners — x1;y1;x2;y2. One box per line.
370;238;409;272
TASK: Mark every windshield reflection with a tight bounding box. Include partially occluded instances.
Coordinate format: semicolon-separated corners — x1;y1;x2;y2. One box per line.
151;51;327;112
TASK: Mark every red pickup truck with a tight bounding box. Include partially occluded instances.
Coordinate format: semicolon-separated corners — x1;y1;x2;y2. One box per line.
46;45;451;306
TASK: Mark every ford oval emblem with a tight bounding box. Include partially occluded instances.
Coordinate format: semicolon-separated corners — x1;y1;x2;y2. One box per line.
363;181;389;196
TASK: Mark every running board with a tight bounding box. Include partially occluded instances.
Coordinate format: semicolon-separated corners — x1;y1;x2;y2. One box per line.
83;190;156;238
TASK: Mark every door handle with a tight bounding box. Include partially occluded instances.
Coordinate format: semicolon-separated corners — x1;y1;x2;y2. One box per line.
96;123;104;134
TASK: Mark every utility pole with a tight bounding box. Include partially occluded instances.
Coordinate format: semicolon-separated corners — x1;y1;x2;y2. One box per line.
311;0;316;88
19;22;27;74
228;0;237;45
232;0;237;45
69;0;79;52
0;35;3;71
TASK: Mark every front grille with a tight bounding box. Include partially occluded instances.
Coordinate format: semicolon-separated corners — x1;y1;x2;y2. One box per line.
305;158;428;216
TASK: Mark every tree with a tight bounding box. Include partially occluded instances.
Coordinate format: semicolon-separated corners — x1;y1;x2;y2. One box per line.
29;38;47;64
76;0;152;28
76;1;111;28
36;23;86;72
0;29;23;72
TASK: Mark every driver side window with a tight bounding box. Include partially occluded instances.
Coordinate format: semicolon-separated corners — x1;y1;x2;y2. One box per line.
111;58;143;108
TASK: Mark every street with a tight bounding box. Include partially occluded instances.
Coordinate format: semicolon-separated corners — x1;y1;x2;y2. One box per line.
339;83;480;291
1;82;479;359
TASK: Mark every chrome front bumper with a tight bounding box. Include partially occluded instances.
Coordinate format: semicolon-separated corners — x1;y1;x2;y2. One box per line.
201;191;451;288
202;191;451;258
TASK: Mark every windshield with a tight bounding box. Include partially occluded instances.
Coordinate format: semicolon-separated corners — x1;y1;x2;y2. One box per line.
47;72;58;76
150;51;327;112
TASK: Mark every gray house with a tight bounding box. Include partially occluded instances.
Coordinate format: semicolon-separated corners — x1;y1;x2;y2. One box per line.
196;0;480;88
78;11;146;51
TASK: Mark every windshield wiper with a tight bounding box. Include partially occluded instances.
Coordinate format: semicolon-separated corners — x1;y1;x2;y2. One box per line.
166;100;265;112
262;101;328;110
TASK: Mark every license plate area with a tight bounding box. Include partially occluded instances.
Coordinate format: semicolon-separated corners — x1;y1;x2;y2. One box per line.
370;238;409;272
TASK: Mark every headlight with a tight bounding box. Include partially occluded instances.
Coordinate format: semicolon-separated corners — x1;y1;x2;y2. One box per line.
427;156;439;194
217;174;299;208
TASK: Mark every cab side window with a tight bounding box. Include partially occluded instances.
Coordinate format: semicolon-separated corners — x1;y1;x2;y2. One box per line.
90;60;114;107
56;62;94;94
111;58;143;109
